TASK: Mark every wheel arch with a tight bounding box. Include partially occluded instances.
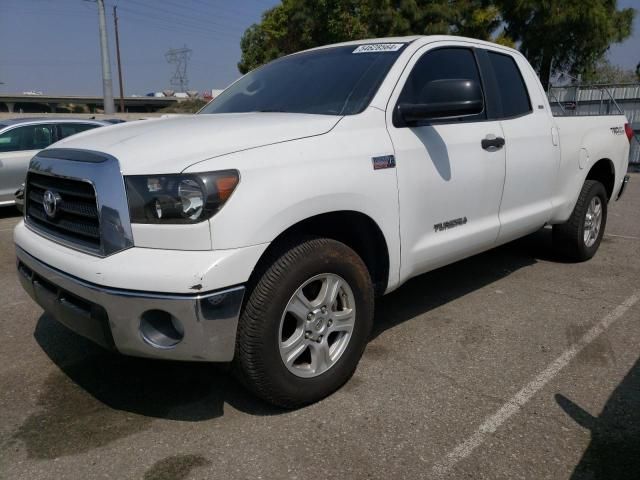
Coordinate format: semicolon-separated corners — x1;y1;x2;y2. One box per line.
246;210;391;298
585;158;615;200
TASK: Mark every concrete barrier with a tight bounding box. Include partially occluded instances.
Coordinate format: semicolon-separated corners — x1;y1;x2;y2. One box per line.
0;112;173;122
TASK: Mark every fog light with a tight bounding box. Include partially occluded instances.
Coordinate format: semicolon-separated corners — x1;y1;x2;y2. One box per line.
140;310;184;348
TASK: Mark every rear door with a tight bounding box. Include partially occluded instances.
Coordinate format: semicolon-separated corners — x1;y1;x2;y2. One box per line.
477;49;560;242
386;45;507;279
0;124;55;203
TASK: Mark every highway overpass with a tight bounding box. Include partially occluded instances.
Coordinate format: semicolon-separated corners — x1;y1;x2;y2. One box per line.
0;94;179;114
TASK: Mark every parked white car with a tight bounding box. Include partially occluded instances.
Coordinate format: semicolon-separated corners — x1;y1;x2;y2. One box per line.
0;118;108;206
15;36;632;407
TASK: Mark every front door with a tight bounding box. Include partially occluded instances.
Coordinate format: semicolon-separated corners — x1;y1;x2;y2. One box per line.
386;45;506;280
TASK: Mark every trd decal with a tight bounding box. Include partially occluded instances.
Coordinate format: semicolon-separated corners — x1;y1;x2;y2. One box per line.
434;217;468;232
372;155;396;170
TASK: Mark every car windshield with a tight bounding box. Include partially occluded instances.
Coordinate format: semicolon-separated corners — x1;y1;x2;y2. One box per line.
200;44;406;116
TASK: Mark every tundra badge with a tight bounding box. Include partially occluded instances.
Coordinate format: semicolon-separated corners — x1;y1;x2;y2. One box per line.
434;217;468;232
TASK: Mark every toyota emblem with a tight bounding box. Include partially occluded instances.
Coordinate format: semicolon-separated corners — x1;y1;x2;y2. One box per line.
43;190;61;218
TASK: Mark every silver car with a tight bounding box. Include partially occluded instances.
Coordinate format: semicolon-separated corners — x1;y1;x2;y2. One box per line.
0;118;109;206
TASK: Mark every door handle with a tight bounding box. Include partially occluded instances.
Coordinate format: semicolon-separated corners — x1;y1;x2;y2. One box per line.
481;135;505;151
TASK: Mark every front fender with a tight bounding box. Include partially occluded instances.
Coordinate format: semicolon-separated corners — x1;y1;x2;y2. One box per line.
185;110;401;290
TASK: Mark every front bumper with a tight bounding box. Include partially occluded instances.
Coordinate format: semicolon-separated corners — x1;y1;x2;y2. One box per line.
16;246;245;362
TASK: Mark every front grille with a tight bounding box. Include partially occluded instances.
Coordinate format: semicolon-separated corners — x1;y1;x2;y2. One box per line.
26;172;101;252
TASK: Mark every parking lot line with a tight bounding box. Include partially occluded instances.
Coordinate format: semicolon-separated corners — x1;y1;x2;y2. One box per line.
605;233;640;240
431;290;640;478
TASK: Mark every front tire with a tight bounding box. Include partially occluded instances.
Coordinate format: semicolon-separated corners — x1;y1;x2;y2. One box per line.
233;238;374;408
553;180;608;261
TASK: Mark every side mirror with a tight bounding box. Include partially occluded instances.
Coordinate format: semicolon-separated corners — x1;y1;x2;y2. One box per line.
15;183;25;214
396;79;484;126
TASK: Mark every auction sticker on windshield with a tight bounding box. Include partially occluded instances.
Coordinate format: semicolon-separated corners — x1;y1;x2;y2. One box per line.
353;43;404;53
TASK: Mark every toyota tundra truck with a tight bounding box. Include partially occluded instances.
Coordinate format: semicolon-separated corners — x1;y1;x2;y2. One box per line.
15;36;632;407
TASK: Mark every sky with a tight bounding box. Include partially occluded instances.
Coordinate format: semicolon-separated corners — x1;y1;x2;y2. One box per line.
0;0;638;96
0;0;280;95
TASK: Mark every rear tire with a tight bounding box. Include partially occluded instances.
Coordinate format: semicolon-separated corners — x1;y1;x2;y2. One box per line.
233;238;374;408
553;180;608;261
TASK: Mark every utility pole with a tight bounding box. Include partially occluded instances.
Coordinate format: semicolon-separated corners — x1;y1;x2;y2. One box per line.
96;0;115;114
113;6;125;113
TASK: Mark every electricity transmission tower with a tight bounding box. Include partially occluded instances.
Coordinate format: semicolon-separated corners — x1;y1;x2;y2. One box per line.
165;46;192;92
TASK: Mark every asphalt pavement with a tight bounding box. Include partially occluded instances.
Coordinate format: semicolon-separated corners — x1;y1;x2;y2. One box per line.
1;174;639;480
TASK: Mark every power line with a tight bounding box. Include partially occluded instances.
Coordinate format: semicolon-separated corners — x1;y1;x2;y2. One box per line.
113;6;233;40
120;0;250;35
133;0;258;25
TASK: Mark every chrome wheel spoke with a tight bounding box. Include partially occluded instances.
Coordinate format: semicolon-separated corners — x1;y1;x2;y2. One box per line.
287;290;312;321
330;308;355;332
310;341;331;373
315;275;342;308
280;330;307;367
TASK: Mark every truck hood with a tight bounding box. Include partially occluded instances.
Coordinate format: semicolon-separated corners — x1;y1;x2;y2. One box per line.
51;113;341;175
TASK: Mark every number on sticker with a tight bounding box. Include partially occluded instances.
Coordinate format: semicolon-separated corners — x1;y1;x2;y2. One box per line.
353;43;404;53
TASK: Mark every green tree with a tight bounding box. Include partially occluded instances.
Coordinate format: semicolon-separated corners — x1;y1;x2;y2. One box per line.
581;58;638;84
498;0;635;90
238;0;503;74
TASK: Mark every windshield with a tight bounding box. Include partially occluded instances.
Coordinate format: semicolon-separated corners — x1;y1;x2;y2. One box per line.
200;44;406;116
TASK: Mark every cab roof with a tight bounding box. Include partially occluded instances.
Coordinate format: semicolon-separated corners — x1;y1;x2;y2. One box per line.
304;35;519;56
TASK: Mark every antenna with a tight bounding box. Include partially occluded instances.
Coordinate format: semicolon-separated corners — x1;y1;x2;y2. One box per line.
165;46;192;92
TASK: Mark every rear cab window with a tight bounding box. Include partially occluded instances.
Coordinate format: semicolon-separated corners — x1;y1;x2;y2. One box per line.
485;51;532;118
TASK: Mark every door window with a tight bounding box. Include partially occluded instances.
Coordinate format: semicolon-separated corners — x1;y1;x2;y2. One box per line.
0;124;54;152
486;52;532;118
0;129;23;153
58;123;100;140
397;47;486;122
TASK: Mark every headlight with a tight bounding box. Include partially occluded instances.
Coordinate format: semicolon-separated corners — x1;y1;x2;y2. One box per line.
124;170;239;224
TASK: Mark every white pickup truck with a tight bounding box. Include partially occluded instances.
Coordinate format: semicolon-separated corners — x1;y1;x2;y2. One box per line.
15;36;632;407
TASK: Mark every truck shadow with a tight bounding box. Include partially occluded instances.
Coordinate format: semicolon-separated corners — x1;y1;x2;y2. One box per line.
29;227;556;434
32;314;281;421
0;206;21;219
556;356;640;479
371;226;558;339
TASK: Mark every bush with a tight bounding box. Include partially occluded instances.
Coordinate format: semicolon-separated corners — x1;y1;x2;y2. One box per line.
158;99;208;114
